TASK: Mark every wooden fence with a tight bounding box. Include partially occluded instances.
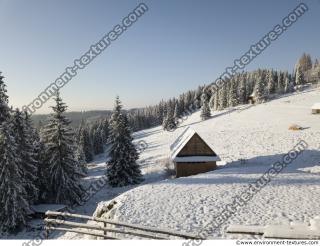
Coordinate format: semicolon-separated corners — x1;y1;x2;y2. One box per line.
45;211;203;240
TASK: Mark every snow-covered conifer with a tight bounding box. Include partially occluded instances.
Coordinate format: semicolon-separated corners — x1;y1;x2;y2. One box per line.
228;78;238;107
12;109;38;203
92;125;104;155
255;72;266;103
75;134;88;175
295;65;305;88
0;72;10;124
162;104;176;131
200;93;211;120
102;118;110;144
41;92;84;205
106;96;143;187
0;121;31;232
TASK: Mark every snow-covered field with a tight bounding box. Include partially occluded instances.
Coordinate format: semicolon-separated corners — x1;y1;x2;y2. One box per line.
5;88;320;240
95;88;320;239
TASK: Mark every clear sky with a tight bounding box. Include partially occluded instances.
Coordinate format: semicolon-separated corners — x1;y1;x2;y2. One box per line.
0;0;319;114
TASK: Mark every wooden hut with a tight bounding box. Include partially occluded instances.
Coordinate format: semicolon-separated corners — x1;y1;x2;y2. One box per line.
311;103;320;114
248;92;256;104
170;127;220;178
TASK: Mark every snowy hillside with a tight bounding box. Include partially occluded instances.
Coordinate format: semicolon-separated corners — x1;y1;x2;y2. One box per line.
95;88;320;239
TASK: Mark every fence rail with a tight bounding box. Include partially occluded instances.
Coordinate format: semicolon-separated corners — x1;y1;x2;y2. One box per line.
45;210;203;240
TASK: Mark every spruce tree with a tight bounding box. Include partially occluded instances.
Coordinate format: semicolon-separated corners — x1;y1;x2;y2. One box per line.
0;72;10;124
92;126;104;155
213;90;219;111
162;105;176;131
34;130;48;202
200;93;211;120
41;92;84;205
106;96;143;187
173;103;179;120
229;78;238;107
295;66;305;88
277;71;285;94
75;135;88;175
79;124;94;162
266;70;275;95
239;74;247;104
102;118;110;144
209;95;215;109
0;121;31;232
255;73;266;103
12;109;38;203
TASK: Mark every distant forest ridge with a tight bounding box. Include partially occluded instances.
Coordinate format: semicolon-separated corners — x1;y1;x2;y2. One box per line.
32;110;112;128
33;53;320;131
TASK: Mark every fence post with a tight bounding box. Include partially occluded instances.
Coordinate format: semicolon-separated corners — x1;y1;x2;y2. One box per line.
104;222;107;236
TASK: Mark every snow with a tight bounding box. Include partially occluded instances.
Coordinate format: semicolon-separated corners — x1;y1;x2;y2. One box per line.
227;216;320;239
5;88;320;240
298;165;320;174
174;156;221;162
31;204;67;214
311;103;320;109
95;88;320;239
170;127;196;158
264;219;320;239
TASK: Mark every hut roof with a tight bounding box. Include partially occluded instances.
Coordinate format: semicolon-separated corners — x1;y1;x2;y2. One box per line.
311;103;320;110
249;91;256;97
170;127;220;162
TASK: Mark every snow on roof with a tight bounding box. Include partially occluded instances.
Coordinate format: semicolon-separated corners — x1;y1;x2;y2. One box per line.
170;127;197;159
174;156;221;163
311;103;320;109
170;127;219;160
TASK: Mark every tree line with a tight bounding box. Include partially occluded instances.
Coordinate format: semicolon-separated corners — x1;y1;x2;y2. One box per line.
126;53;320;131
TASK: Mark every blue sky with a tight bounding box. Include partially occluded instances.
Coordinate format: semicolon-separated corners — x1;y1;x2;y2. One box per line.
0;0;319;113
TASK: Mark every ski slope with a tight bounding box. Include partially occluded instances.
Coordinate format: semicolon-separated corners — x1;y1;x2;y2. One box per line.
95;88;320;239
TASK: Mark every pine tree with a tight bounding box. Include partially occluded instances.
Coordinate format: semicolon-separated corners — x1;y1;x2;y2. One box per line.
102;118;110;144
266;70;275;95
75;135;88;175
218;83;228;110
173;103;179;120
295;53;313;73
239;74;247;104
162;105;176;131
80;125;94;162
209;95;215;109
106;96;143;187
0;121;32;232
92;125;104;155
277;71;285;94
283;72;291;93
255;73;266;103
0;72;10;124
34;130;48;202
41;92;84;205
295;65;305;89
229;78;238;107
200;93;211;120
213;90;219;111
12;109;38;203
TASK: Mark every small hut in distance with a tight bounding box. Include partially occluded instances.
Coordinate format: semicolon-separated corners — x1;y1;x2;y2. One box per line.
311;103;320;114
248;92;257;104
170;127;220;178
